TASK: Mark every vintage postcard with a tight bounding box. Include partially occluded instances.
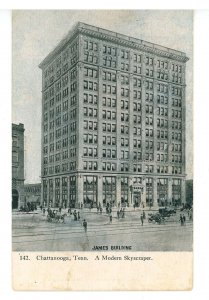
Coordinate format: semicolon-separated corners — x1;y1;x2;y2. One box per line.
12;10;193;290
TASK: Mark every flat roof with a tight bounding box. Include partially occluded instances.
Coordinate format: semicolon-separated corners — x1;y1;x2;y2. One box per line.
39;22;189;69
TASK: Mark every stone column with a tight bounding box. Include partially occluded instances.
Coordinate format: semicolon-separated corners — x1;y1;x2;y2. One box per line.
67;175;70;208
47;178;50;207
59;177;62;208
141;176;146;207
168;177;172;206
52;177;56;207
153;177;158;207
181;178;186;205
97;175;103;206
128;177;133;205
41;179;44;206
116;176;121;207
76;174;83;207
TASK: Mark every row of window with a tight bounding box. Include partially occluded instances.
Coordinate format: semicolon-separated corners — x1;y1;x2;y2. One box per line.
103;149;117;158
84;107;97;117
172;109;182;119
157;153;168;162
43;161;76;175
172;155;182;163
171;121;182;130
157;118;168;128
157;106;168;116
84;67;98;78
83;147;97;157
84;53;98;64
102;162;116;171
43;135;77;154
102;97;116;107
103;70;116;82
45;146;182;163
103;135;116;145
83;117;98;129
46;68;183;92
84;93;98;104
103;110;116;120
44;94;182;117
102;123;116;133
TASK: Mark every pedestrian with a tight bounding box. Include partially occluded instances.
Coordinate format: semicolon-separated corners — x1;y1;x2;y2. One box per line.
109;214;112;223
73;210;77;221
40;205;42;211
100;206;103;214
117;210;120;219
179;214;183;226
77;211;80;220
143;210;146;220
43;208;45;215
183;214;186;225
189;209;193;221
83;219;87;232
122;208;125;218
140;214;144;226
81;203;83;209
59;207;62;213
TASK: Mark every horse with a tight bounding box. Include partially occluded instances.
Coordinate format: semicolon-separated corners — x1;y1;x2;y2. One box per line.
55;213;67;223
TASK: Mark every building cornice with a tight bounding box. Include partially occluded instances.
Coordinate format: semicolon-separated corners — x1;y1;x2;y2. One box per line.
79;26;189;63
39;22;189;69
12;123;25;132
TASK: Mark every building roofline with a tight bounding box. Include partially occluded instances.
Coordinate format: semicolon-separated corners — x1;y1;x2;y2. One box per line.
39;22;189;69
12;123;25;132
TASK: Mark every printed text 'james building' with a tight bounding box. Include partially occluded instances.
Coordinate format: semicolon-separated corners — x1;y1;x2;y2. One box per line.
39;22;189;208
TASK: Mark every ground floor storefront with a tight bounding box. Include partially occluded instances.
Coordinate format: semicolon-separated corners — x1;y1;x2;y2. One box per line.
41;173;185;209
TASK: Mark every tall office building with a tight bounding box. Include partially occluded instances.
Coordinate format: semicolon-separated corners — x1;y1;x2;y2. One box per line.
12;123;25;209
39;22;188;208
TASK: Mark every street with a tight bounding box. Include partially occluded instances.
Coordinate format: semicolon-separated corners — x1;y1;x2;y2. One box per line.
12;208;193;251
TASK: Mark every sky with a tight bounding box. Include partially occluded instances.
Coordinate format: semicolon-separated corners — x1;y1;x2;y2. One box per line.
12;10;193;183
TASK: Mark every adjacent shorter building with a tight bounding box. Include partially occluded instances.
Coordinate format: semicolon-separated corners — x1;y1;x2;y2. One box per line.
24;183;41;206
39;22;188;208
12;123;25;209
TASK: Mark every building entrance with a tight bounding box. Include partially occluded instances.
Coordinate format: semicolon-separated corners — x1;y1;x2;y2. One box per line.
133;192;141;207
12;189;19;209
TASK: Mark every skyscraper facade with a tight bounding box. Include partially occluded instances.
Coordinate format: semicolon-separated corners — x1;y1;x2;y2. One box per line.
39;22;188;208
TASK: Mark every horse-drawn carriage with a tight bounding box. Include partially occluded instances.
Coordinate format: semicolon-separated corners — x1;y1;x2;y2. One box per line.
148;213;165;224
46;209;67;223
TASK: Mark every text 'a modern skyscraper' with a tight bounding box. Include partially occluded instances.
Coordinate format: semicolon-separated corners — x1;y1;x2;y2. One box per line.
39;22;189;209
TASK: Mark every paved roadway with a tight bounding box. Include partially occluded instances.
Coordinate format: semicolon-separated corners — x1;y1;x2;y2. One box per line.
12;208;193;251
